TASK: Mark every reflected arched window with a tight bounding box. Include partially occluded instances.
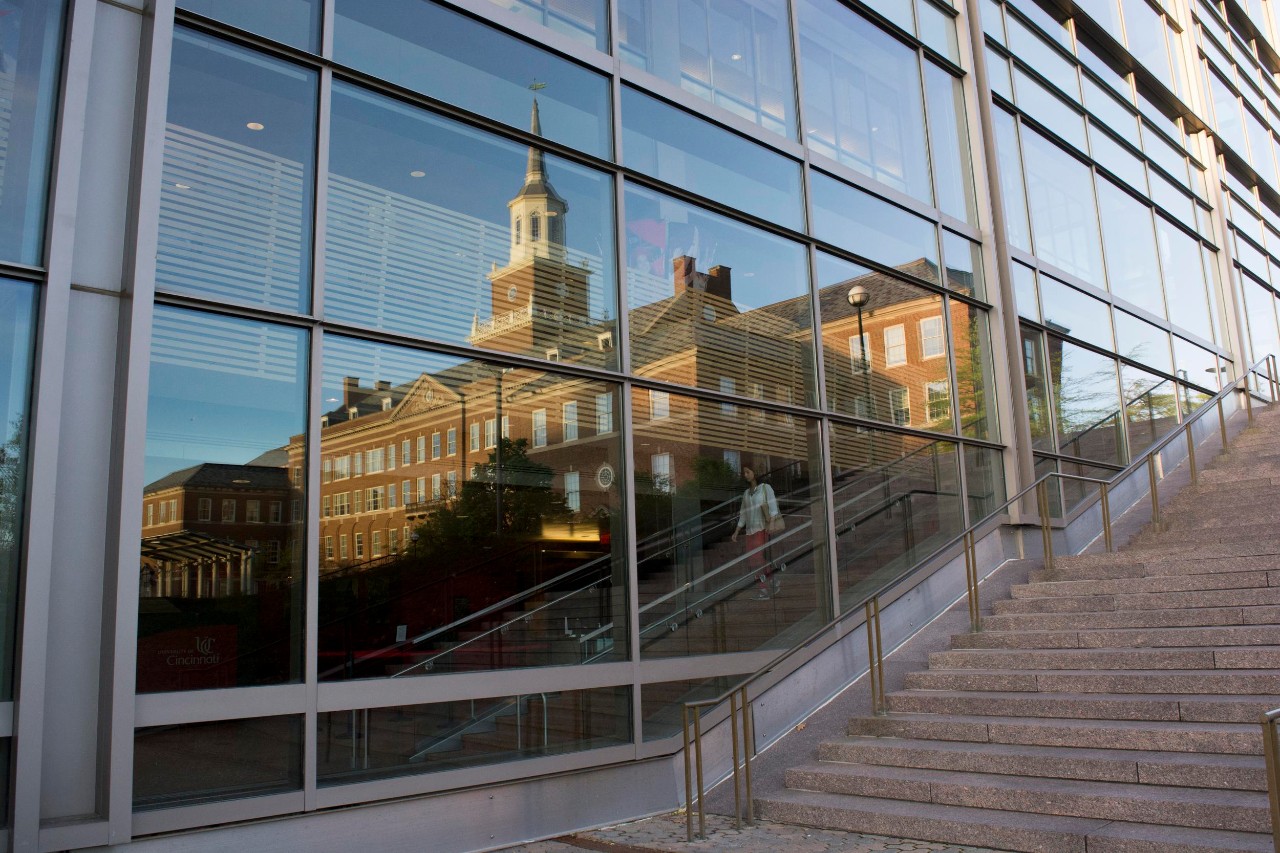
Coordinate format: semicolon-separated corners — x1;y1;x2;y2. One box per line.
514;215;522;245
531;211;541;241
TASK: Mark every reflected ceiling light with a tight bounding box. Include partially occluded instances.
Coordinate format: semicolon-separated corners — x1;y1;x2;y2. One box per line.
410;170;426;178
232;478;251;485
246;121;265;131
730;52;743;60
173;182;191;190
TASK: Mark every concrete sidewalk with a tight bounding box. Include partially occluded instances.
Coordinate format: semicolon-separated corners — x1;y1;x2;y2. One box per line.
496;811;1011;853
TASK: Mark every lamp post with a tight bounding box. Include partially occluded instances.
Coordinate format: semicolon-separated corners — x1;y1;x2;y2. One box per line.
848;285;870;417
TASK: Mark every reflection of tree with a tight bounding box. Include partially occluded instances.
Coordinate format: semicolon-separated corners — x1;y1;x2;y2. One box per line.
410;437;564;554
0;416;25;558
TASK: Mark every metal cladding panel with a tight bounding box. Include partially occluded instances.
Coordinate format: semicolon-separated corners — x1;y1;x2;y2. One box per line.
109;757;679;853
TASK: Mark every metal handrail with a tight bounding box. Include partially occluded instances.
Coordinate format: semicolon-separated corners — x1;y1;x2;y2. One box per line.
680;354;1280;840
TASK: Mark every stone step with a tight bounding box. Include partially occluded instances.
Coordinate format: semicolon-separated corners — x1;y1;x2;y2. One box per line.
981;605;1280;632
951;624;1280;650
1049;551;1280;573
782;763;1270;832
902;667;1280;695
847;713;1262;755
991;587;1280;614
1166;504;1280;528
1011;571;1271;599
816;737;1267;790
1129;524;1280;547
928;646;1280;671
755;788;1273;852
884;689;1278;723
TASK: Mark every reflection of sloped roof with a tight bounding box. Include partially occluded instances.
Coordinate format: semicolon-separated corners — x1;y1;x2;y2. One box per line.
247;447;290;467
144;462;290;494
139;530;253;563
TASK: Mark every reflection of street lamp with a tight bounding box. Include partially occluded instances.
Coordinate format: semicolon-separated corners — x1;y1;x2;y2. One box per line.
848;285;870;416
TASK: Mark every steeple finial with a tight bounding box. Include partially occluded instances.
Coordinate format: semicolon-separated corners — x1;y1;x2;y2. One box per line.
526;96;545;181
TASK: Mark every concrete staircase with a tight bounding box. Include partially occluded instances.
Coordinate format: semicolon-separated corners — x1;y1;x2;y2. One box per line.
757;406;1280;852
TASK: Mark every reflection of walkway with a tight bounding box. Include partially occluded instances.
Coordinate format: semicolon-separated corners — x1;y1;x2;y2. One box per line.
497;812;1009;852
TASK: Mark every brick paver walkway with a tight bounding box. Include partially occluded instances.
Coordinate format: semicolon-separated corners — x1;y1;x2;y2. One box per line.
497;811;1012;853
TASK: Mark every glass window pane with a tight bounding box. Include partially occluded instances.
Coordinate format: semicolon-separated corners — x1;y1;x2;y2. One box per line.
797;0;931;202
134;716;302;809
318;338;628;679
621;86;803;229
810;173;940;284
334;0;610;157
1082;76;1139;138
0;0;63;266
179;0;320;51
0;280;37;702
829;424;963;608
1114;309;1172;374
917;0;959;62
642;675;745;740
138;308;308;692
1241;274;1280;366
633;389;830;656
993;108;1031;251
1122;0;1172;88
1006;14;1077;99
619;0;797;138
964;444;1005;520
326;84;617;369
1012;261;1038;321
483;0;606;50
159;30;317;313
1040;274;1113;351
1088;124;1147;194
865;0;915;32
1021;326;1053;451
942;231;985;300
319;688;630;784
1022;126;1104;285
1053;339;1123;465
1013;66;1086;152
953;303;1000;440
1156;217;1214;342
815;252;952;432
925;62;978;224
625;185;816;404
986;45;1013;100
1209;71;1247;156
1173;335;1222;389
1121;364;1178;457
1096;178;1164;317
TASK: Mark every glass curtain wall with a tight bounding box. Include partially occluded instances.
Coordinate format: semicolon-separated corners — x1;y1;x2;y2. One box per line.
133;0;1000;815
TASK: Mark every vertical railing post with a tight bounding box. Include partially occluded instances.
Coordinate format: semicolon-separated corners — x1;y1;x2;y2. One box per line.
1245;378;1255;423
1262;712;1280;853
1268;355;1279;403
1218;398;1229;451
693;707;706;840
964;530;980;633
865;597;885;715
1148;455;1161;529
729;692;742;829
1100;481;1113;554
742;691;756;825
1037;480;1053;575
1185;421;1197;485
682;706;694;841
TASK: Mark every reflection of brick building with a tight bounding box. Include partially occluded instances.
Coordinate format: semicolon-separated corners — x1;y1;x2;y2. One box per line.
140;462;299;598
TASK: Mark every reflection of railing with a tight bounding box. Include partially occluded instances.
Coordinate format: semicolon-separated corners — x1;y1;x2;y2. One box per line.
680;354;1279;841
1059;378;1176;462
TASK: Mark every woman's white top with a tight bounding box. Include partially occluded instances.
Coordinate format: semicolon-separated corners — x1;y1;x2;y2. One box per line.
737;483;780;535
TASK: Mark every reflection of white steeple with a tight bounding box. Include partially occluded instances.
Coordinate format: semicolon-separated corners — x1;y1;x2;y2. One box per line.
507;99;568;264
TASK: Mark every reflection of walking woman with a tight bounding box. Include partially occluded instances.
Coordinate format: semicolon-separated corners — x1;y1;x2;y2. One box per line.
731;466;782;599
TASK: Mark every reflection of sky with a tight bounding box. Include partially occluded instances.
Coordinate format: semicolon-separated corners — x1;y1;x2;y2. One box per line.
621;87;803;230
334;0;610;157
327;84;616;340
144;308;307;485
178;0;319;50
810;173;938;277
0;280;36;442
624;185;808;312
